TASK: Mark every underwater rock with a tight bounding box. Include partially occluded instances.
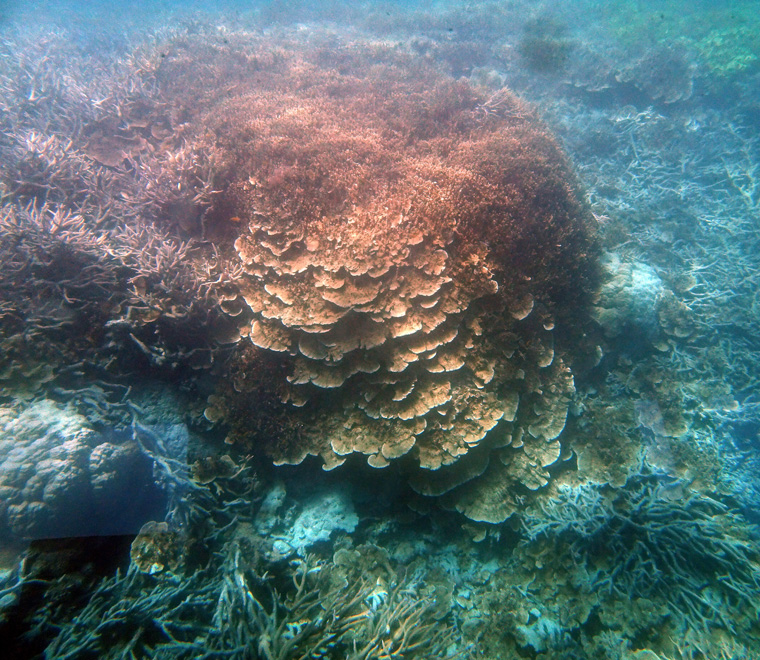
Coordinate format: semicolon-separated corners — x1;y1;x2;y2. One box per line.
634;398;667;438
0;400;163;540
592;252;664;343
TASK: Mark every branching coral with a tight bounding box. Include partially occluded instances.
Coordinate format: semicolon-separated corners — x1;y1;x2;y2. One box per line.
46;535;464;659
44;565;226;660
215;545;463;660
0;26;236;384
521;471;760;645
0;201;223;380
0;202;125;334
0;196;220;381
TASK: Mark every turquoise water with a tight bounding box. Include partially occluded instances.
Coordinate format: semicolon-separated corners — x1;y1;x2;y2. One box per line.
1;1;758;658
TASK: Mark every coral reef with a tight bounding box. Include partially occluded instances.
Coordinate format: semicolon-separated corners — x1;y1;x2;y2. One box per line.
151;35;599;520
217;546;462;660
470;469;760;658
596;0;760;82
2;4;760;659
129;520;186;576
0;28;234;386
0;400;163;541
44;479;464;660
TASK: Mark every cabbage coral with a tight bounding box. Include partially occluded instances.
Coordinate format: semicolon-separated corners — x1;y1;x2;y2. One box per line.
183;37;599;521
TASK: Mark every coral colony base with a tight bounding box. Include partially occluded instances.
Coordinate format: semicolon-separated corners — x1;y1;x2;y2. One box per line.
1;3;760;660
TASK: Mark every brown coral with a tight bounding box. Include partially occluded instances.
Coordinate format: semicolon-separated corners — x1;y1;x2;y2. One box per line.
175;37;599;518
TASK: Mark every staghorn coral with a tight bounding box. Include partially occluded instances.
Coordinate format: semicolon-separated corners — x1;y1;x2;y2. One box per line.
215;544;463;660
177;36;600;520
0;196;221;381
0;26;237;385
519;471;760;651
46;529;463;659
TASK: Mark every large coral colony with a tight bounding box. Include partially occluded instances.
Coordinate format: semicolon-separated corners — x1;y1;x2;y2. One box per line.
1;10;759;660
205;41;597;520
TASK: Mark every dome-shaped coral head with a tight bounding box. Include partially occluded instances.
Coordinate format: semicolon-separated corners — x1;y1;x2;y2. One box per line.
204;40;598;512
